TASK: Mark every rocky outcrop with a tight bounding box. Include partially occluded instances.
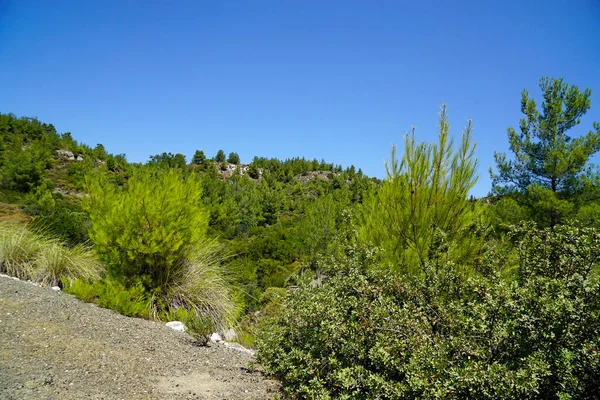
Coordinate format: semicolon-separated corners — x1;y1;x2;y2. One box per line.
55;149;84;162
56;149;75;160
217;163;262;180
295;170;340;183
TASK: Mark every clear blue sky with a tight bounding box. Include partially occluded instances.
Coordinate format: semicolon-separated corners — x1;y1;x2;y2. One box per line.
1;0;599;197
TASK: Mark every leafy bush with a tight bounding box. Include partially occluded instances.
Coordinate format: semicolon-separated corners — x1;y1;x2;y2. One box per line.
184;311;214;346
95;278;150;318
0;141;51;192
259;286;287;307
65;278;101;302
29;204;91;246
158;307;213;345
257;225;600;399
24;185;92;245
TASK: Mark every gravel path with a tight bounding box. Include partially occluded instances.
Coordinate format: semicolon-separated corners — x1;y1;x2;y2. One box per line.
0;275;279;399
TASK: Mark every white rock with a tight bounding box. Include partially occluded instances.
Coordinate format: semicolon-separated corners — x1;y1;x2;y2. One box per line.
56;149;75;160
165;321;186;332
222;341;255;356
51;286;61;291
223;328;237;341
209;332;223;343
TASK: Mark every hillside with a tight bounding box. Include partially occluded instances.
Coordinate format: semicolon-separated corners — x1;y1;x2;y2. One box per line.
2;89;600;399
0;112;376;346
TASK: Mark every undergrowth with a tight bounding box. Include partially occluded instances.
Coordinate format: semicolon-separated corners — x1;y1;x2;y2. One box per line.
65;278;150;318
0;221;99;286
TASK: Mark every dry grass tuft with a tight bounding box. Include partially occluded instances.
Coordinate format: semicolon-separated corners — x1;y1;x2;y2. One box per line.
0;221;100;286
152;240;236;332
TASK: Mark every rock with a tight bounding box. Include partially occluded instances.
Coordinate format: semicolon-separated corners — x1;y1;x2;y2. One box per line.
56;149;75;160
222;328;237;341
165;321;186;332
51;286;61;291
222;341;255;356
209;332;223;343
76;154;84;161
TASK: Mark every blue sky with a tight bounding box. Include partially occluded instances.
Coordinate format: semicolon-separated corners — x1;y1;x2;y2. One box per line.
1;0;599;197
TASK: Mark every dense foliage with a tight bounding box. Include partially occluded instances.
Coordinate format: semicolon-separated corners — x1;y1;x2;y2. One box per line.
257;225;600;399
83;167;235;328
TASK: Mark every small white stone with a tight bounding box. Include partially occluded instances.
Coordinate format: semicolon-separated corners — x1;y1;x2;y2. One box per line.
165;321;186;332
209;332;223;342
223;328;237;341
51;286;61;291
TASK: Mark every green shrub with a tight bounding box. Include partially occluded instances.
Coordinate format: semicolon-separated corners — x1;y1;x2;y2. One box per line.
184;312;214;346
257;225;600;399
64;278;101;302
259;287;286;307
84;168;234;328
27;195;91;246
65;277;150;318
234;287;287;349
95;278;150;318
159;305;215;346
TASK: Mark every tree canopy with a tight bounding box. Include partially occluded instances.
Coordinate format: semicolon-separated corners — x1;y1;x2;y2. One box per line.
360;105;481;273
492;77;600;194
215;149;226;163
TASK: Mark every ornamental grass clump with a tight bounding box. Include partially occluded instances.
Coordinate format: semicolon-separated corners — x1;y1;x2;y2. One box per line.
33;241;99;287
0;221;100;286
156;241;236;331
0;221;39;279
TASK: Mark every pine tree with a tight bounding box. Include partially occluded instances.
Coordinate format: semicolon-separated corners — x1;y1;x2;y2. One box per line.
360;105;482;274
215;149;226;163
492;77;600;194
192;150;206;165
491;77;600;226
227;152;240;164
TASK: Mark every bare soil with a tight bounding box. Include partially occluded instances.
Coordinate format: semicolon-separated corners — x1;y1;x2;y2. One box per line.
0;275;279;399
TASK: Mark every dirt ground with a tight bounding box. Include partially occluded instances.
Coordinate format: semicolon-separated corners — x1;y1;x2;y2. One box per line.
0;275;280;399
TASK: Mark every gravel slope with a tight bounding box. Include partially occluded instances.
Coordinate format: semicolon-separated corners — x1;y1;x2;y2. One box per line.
0;275;279;399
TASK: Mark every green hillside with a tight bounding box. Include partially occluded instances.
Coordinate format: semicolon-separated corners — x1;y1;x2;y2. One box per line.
1;78;600;399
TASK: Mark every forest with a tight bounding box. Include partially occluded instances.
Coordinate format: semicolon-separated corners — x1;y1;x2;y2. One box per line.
1;77;599;399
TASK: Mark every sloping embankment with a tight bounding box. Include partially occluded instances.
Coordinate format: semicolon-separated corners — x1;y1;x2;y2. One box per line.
0;276;279;399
